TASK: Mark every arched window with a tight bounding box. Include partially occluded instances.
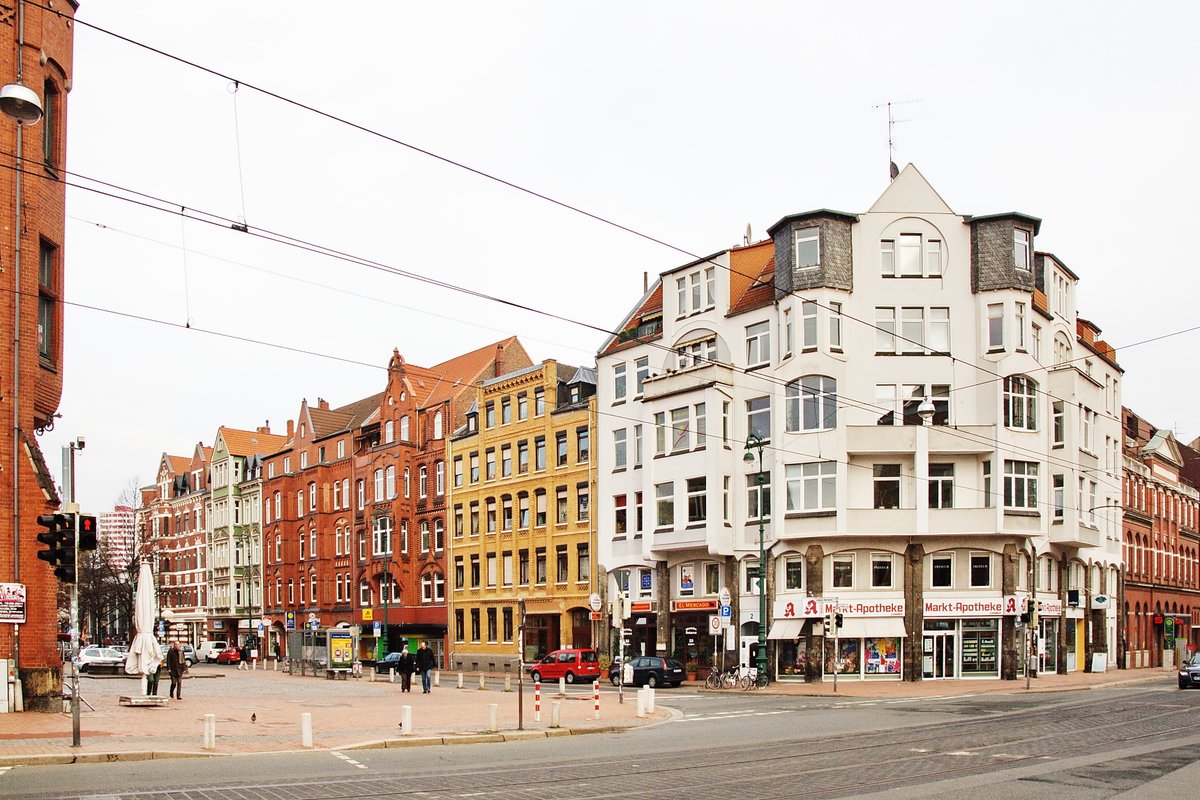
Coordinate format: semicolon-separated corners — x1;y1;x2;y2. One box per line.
785;375;837;432
384;420;395;444
1003;375;1037;431
433;411;443;439
400;416;411;441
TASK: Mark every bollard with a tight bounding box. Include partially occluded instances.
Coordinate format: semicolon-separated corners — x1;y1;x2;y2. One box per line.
479;673;486;690
504;674;511;692
434;670;441;687
401;704;412;735
534;681;541;722
488;703;498;732
273;658;278;672
636;688;646;718
457;671;464;689
389;668;395;683
550;700;561;728
369;669;374;683
203;713;216;750
647;686;656;713
593;680;600;720
559;677;566;696
301;712;313;748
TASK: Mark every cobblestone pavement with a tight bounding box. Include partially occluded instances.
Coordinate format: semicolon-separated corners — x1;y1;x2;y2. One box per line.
0;662;1170;764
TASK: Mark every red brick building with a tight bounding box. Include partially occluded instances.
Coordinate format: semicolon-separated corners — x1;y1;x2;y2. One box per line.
262;339;531;666
1122;408;1200;668
0;0;76;710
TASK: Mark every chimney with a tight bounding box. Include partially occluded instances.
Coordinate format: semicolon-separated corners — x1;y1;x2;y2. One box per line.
318;398;329;410
495;342;504;375
643;271;648;293
257;421;271;435
287;419;295;438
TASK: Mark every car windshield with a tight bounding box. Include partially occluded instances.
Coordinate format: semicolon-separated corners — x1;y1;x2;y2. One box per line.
1189;654;1200;668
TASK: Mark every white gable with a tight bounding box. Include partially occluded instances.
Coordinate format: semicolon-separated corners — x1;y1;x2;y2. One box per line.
867;163;956;215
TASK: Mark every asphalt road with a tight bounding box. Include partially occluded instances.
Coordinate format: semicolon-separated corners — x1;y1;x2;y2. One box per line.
3;683;1197;800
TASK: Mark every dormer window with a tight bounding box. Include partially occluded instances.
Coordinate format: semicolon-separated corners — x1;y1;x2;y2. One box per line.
1014;229;1031;271
794;227;819;270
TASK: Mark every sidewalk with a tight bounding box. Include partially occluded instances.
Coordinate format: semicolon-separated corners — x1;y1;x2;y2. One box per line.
0;664;1172;766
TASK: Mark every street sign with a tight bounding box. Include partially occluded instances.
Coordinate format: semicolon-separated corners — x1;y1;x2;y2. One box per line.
285;610;295;630
708;615;721;634
373;621;381;635
362;609;374;621
589;593;602;612
718;586;732;607
257;623;264;634
719;604;732;618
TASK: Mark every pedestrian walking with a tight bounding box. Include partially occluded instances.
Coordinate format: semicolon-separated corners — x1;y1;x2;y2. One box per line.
166;641;185;700
146;660;161;696
415;641;435;693
398;649;415;693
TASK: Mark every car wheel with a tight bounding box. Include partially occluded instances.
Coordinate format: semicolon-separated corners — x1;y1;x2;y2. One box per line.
530;671;542;684
611;674;621;687
565;671;576;684
647;674;658;688
1180;680;1188;690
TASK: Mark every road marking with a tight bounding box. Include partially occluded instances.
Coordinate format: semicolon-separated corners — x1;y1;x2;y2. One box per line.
679;710;795;722
0;767;10;778
909;748;931;753
945;750;977;756
332;751;367;770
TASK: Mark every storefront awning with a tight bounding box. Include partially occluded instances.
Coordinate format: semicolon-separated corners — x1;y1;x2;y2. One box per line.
767;619;805;640
837;618;906;639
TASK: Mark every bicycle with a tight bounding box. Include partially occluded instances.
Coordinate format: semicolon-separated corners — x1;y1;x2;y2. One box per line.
704;664;741;690
737;664;769;690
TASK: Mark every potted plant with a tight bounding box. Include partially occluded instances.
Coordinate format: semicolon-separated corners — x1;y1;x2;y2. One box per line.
685;658;699;681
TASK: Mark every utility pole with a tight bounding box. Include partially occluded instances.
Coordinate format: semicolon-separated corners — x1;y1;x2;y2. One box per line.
62;442;82;747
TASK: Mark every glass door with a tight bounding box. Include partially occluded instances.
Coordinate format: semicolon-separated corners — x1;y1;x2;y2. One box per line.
922;632;955;678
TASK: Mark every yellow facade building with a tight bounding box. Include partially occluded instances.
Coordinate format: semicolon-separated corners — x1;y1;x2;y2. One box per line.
447;360;597;673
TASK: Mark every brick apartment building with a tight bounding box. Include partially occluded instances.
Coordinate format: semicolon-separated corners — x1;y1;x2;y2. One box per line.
0;0;76;710
1122;408;1200;667
261;339;532;666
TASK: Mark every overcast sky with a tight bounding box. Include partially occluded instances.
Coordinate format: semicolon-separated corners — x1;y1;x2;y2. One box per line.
44;1;1200;513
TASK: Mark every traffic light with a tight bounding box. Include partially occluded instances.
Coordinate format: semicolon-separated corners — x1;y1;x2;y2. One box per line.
823;612;833;637
835;613;844;629
77;515;98;551
35;513;76;583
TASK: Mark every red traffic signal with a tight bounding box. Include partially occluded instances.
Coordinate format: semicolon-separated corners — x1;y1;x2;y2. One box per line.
78;514;98;551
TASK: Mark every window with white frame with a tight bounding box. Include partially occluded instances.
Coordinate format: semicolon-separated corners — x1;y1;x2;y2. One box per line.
385;420;395;444
871;553;894;588
400;416;410;440
881;233;943;277
969;553;992;587
784;557;804;590
613;363;627;401
1003;460;1038;510
686;477;706;524
1052;401;1065;447
794;227;819;269
1003;375;1038;431
786;375;837;432
987;303;1004;350
1014;229;1031;271
876;306;950;354
436;461;444;495
747;471;771;520
829;301;843;351
1015;302;1026;349
873;464;901;509
373;469;383;502
931;554;953;588
801;301;818;349
746;396;770;442
832;554;854;589
929;463;954;509
875;383;950;426
372;516;393;555
635;357;650;397
655;482;674;528
746;321;771;366
1052;474;1065;520
1080;406;1096;453
614;428;627;469
744;559;761;594
676;336;717;370
786;461;836;512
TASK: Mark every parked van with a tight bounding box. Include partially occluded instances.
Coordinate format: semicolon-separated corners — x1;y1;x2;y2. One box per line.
198;640;228;663
526;648;600;684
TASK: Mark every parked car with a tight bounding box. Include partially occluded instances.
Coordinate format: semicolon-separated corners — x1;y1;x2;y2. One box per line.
198;641;228;663
215;647;242;665
608;656;686;688
375;652;408;674
526;648;600;684
77;646;124;673
1179;653;1200;689
158;643;198;667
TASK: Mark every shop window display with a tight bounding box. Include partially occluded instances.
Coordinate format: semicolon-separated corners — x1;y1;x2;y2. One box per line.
864;637;901;675
777;637;808;677
824;638;860;675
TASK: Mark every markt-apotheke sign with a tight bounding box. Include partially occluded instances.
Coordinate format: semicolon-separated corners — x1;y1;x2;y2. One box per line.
924;597;1007;617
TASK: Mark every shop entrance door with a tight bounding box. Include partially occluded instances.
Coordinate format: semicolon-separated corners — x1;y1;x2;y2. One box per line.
922;632;955;679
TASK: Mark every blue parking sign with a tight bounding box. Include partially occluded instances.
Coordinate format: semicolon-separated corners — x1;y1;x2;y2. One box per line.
719;604;731;618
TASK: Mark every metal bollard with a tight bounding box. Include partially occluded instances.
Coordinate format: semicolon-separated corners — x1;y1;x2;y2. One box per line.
504;674;511;692
593;680;600;720
457;671;464;689
369;669;374;683
401;704;412;735
434;670;441;687
273;658;277;672
301;712;313;747
488;703;498;732
550;700;561;728
559;677;566;696
636;688;646;718
647;686;655;713
535;681;542;721
479;673;486;690
203;713;216;750
389;668;395;683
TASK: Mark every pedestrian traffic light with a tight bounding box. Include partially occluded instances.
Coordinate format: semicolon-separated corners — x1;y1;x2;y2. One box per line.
35;513;76;583
835;613;844;629
78;514;98;551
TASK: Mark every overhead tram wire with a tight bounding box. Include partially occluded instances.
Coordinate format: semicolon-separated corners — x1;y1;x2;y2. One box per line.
47;2;1149;428
12;153;1179;490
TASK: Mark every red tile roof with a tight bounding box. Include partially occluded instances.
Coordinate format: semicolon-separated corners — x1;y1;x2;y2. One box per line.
727;241;775;316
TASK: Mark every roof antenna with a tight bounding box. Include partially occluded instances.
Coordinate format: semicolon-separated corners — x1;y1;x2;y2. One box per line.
872;99;920;180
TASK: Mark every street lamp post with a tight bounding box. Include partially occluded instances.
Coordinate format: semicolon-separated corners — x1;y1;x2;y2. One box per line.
743;433;768;684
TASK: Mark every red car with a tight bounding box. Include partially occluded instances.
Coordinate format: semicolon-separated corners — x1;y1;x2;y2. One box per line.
526;648;600;684
215;647;242;665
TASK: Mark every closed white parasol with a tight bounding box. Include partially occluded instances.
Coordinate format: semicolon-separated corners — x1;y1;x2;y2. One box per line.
124;561;162;692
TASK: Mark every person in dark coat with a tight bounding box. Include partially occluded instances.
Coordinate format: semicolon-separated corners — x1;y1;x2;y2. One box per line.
398;650;416;693
146;660;161;696
166;642;185;699
415;641;436;693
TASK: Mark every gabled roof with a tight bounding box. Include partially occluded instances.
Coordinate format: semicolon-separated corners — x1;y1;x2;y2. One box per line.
867;163;956;215
413;336;528;409
219;426;289;458
164;454;189;475
1144;428;1184;469
598;281;664;357
727;240;774;317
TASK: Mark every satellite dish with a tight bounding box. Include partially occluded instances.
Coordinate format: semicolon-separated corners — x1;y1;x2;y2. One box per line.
889;161;900;180
744;223;752;245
